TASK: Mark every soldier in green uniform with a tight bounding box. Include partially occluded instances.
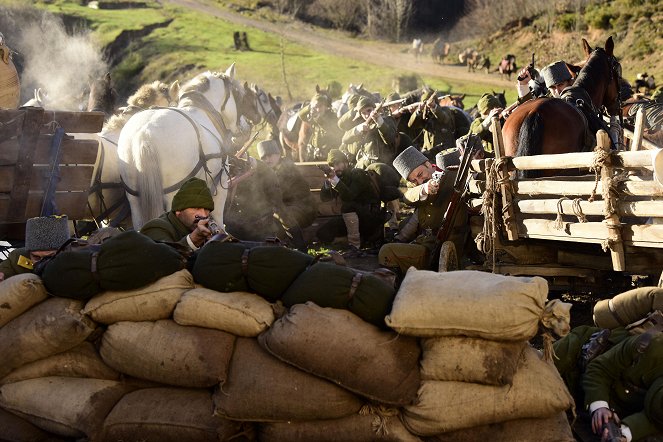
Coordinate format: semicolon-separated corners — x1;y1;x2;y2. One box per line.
296;92;344;162
407;90;457;158
0;215;71;281
467;93;504;155
342;96;399;170
378;146;468;274
317;149;386;255
258;139;318;230
140;177;218;250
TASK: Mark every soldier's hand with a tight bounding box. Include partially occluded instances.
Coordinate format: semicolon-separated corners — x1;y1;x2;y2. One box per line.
425;179;440;195
488;107;504;120
190;219;212;247
592;407;616;434
518;67;531;84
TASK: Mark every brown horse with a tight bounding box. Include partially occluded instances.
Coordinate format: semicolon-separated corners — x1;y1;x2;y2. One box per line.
87;72;118;119
502;37;622;177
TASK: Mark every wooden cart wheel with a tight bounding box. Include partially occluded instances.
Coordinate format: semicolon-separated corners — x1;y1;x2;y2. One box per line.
438;241;458;272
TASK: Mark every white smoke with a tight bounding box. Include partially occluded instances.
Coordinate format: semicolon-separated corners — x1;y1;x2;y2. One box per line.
2;6;108;110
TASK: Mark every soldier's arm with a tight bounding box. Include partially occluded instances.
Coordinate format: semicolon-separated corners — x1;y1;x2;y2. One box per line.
140;219;189;248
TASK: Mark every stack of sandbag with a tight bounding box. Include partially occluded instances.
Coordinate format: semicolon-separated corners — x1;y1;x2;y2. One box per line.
386;268;575;441
593;286;663;329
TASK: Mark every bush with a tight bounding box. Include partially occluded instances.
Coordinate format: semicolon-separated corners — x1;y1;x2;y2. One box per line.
556;13;576;32
585;9;613;30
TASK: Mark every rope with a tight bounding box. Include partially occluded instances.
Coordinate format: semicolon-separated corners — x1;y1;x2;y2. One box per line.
572;198;587;223
588;146;611;203
358;404;399;436
553;197;569;231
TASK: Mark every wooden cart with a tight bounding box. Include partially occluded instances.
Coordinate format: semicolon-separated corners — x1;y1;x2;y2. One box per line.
462;120;662;294
0;107;104;247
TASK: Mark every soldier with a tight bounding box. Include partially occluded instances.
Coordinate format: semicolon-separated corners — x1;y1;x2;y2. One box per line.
233;31;242;51
258;139;318;230
407;89;456;159
342;96;399;169
297;92;344;162
0;215;71;281
467;93;504;155
378;146;468;274
140;177;218;250
541;60;576;98
316;149;386;256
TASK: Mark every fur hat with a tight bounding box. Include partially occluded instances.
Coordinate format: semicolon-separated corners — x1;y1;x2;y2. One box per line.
387;91;401;102
171;177;214;212
541;60;572;89
257;139;281;160
477;93;502;116
435;147;461;170
25;215;70;251
327;149;348;166
393;146;428;180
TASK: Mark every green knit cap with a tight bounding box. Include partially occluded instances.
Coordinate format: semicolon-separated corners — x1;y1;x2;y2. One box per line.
327;149;348;166
477;93;501;116
171;177;214;211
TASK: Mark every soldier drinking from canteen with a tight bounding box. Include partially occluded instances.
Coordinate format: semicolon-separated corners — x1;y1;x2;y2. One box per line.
0;215;71;282
140;177;218;250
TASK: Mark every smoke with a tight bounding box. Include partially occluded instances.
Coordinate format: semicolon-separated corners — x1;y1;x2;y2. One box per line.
0;5;108;110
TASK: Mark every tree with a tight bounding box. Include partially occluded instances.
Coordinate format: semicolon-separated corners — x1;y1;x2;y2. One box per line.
363;0;413;42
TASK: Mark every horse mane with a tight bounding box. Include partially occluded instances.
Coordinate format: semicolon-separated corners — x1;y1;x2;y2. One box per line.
127;81;169;107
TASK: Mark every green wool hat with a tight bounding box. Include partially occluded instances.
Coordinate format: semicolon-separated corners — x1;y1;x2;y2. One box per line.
171;177;214;212
327;149;348;166
477;93;502;116
354;95;375;113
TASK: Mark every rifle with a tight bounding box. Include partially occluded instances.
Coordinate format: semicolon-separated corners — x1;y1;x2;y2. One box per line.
421;90;438;120
601;418;623;442
517;52;536;82
366;98;387;129
435;134;481;243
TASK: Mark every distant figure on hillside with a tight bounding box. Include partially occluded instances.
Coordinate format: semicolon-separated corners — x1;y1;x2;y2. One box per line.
233;31;241;51
412;38;423;62
241;32;251;51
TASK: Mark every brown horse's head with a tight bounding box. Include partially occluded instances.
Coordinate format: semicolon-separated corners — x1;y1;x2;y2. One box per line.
87;72;118;119
579;36;622;116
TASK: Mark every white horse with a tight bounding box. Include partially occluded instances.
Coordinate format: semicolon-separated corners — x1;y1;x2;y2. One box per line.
117;65;248;229
82;80;179;229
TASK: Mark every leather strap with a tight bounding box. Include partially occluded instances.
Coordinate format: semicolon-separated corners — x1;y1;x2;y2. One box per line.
347;273;363;301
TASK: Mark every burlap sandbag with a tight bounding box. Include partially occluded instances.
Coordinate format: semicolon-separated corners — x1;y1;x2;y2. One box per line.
386;268;549;340
100;387;252;442
0;407;64;442
402;347;574;436
420;336;527;385
0;297;97;379
100;320;235;388
174;288;275;337
82;269;194;324
593;287;663;329
258;407;422;442
0;273;48;328
259;302;420;405
0;342;119;385
0;376;132;439
425;412;574;442
282;262;396;327
213;337;363;422
193;242;313;302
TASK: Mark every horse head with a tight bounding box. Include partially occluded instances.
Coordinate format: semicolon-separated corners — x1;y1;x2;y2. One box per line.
579;36;622;116
243;82;281;127
87;72;118;118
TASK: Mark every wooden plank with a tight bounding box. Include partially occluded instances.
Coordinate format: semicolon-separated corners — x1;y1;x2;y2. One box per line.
0;165;94;193
510;149;652;171
0;192;90;221
624;126;659;150
490;264;596;278
513;179;663;197
0;112;24;140
6;108;43;222
516;198;663;218
630;108;645;152
2;109;105;134
492;118;518;240
0;137;99;166
597;131;625;271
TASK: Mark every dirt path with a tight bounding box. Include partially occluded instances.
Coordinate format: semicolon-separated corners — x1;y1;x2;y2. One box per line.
166;0;513;91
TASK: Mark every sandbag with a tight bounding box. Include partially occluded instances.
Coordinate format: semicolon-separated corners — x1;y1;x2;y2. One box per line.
259;302;420;405
402;347;574;436
213;337;363;422
420;336;527;385
0;376;132;439
0;273;48;328
0;342;119;385
426;412;574;442
386;268;548;339
282;262;396;327
174;288;275;337
100;320;235;388
100;387;252;442
258;408;421;442
82;269;194;324
40;231;186;299
0;297;97;379
593;287;663;329
192;242;313;301
0;407;64;442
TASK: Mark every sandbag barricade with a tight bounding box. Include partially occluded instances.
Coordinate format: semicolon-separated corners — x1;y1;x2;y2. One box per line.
192;242;313;301
0;406;65;442
282;262;396;327
82;269;194;324
0;273;48;327
100;387;253;441
174;287;275;337
593;286;663;329
40;230;187;300
259;302;420;406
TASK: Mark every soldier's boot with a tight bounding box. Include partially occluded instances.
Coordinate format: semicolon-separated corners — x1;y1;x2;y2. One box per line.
342;212;361;251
